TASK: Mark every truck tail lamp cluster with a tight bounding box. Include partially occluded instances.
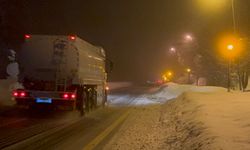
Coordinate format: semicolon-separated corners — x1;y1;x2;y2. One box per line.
25;34;76;41
13;90;28;98
24;34;31;39
69;35;76;40
62;93;76;100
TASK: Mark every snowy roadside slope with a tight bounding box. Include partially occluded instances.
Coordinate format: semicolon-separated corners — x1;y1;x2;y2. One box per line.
108;83;225;106
148;83;225;103
104;85;231;150
181;91;250;150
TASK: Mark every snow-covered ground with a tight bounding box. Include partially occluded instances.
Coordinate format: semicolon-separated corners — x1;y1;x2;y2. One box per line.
104;84;250;149
108;83;225;106
107;82;133;90
183;91;250;150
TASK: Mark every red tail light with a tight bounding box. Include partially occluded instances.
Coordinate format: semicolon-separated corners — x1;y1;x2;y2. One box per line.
62;93;76;99
20;92;26;97
24;34;31;39
13;92;18;97
69;35;76;40
71;94;76;99
63;93;69;99
13;90;28;98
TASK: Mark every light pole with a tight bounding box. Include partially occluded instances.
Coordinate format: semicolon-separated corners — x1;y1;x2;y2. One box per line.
227;44;234;92
228;0;238;91
231;0;236;33
186;68;191;84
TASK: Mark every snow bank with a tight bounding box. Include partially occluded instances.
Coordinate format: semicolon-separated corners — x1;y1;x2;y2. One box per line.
181;91;250;149
104;88;219;149
108;83;225;106
104;85;245;150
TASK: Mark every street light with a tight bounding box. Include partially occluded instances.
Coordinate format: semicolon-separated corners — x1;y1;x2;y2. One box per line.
167;71;173;77
219;35;242;59
227;44;234;50
162;75;168;82
162;71;174;82
186;68;191;84
185;34;193;42
169;47;176;53
218;34;244;92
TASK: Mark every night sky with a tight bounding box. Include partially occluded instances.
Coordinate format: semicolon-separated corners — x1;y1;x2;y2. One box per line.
22;0;250;82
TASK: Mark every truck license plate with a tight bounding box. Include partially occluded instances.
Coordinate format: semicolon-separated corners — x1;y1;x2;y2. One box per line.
36;98;52;104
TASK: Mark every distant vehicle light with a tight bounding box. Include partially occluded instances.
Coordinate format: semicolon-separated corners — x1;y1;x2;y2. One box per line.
157;80;163;84
105;86;110;91
69;35;76;40
24;34;31;39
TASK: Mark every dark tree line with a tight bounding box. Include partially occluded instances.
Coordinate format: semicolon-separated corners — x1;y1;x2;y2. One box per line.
0;0;27;78
178;37;250;89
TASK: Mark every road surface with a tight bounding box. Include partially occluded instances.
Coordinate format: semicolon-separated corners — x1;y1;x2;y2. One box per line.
0;85;166;150
2;82;250;150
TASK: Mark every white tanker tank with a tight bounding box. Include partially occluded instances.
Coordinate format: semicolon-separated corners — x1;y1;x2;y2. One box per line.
14;34;109;115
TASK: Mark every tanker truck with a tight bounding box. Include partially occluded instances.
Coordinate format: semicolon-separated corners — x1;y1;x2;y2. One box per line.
12;34;109;115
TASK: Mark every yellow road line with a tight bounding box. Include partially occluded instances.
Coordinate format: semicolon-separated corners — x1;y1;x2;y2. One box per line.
83;110;130;150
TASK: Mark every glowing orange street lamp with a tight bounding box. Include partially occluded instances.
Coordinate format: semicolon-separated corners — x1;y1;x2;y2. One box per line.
219;35;243;59
218;34;245;92
162;75;168;82
227;44;234;50
167;71;173;77
162;71;174;82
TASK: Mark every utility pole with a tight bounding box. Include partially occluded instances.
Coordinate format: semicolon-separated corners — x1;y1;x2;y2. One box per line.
228;59;231;92
231;0;236;34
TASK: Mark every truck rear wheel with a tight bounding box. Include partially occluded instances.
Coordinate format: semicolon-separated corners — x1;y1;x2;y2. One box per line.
76;86;85;116
93;88;97;109
103;89;108;107
85;87;90;112
89;87;97;110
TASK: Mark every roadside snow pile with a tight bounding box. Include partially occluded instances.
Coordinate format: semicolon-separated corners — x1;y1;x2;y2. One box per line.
108;83;225;106
108;94;161;106
181;91;250;149
189;86;225;93
149;83;225;103
104;86;249;150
